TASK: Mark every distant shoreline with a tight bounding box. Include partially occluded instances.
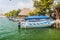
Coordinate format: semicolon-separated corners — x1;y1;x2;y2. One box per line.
0;15;6;17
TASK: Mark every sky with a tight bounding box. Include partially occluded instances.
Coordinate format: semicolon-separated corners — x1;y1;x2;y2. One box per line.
0;0;33;14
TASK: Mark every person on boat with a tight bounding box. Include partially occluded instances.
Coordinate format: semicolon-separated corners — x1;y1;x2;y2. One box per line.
18;22;20;28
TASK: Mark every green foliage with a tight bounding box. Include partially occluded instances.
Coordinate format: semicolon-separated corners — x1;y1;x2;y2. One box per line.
29;8;39;16
33;0;54;15
5;9;21;17
29;12;35;16
5;13;12;17
55;2;60;13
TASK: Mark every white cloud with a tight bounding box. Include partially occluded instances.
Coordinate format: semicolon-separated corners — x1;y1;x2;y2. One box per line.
0;4;17;14
0;0;34;14
16;0;33;9
0;0;2;2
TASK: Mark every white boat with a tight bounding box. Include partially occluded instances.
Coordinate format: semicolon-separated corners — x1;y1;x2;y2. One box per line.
19;16;56;28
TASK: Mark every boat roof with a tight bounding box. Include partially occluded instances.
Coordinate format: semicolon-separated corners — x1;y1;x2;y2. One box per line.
25;16;49;20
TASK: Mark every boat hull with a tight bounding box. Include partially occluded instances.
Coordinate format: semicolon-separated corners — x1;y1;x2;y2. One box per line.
19;20;56;28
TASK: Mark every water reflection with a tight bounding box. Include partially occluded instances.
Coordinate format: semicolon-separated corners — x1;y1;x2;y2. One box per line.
17;28;60;40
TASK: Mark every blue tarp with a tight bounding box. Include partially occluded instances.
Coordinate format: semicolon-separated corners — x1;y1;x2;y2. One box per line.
25;16;49;20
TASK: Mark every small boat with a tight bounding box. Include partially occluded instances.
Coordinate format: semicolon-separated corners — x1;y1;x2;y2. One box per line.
19;16;56;28
9;17;20;22
9;17;14;20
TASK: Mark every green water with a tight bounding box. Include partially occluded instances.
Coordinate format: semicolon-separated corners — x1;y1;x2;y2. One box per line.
0;17;60;40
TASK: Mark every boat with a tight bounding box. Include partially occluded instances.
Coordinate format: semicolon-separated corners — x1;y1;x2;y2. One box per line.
9;17;20;22
19;16;56;28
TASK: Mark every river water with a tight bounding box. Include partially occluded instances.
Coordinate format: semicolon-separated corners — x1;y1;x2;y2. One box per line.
0;17;60;40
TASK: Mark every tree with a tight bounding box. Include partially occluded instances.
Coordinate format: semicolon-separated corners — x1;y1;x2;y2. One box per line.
33;0;54;15
53;2;60;28
55;2;60;20
33;8;39;15
10;9;20;17
28;8;39;16
5;9;21;17
29;12;35;16
16;9;21;17
5;13;12;17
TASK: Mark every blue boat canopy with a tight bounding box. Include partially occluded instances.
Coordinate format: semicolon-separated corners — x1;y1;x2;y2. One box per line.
25;16;50;20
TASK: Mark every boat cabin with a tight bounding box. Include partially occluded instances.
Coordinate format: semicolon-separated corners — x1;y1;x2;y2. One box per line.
25;16;50;22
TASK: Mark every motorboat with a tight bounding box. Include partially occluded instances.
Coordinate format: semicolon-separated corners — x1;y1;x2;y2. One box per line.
19;16;56;28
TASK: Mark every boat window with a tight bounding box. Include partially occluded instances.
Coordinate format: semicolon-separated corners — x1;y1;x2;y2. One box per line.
26;19;49;22
40;19;48;21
